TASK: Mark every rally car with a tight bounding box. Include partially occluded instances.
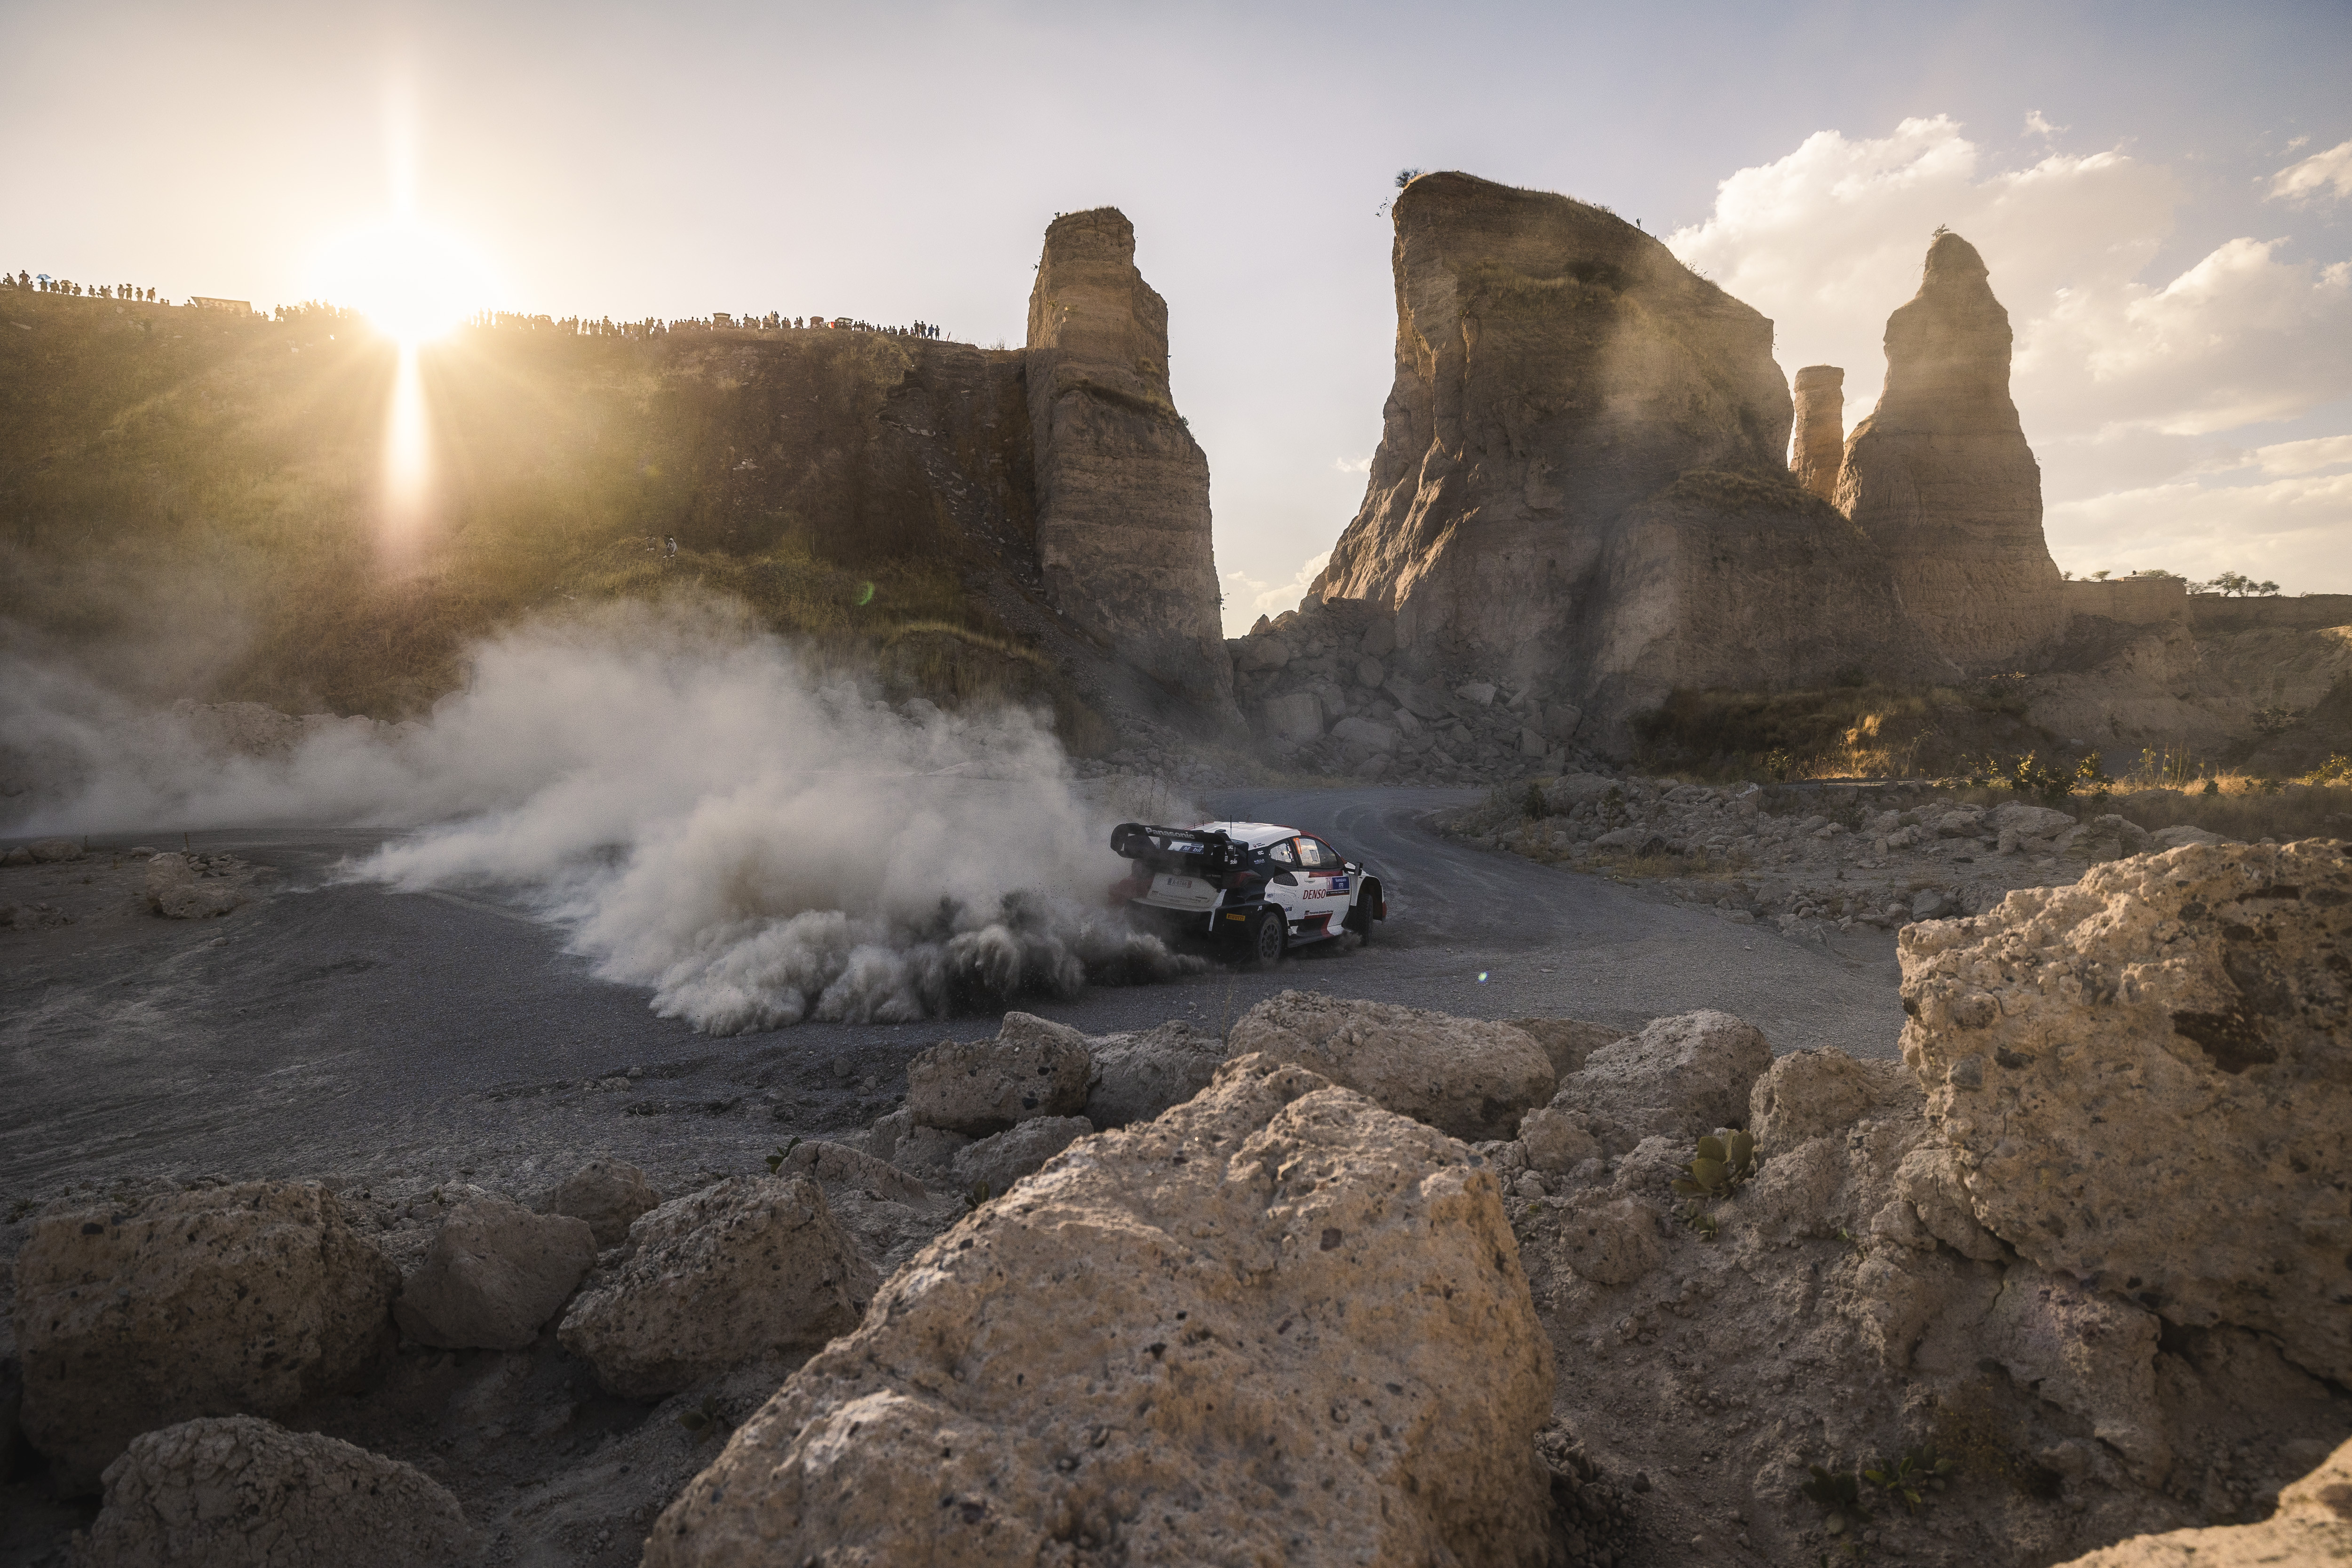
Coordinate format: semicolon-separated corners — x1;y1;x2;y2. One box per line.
1107;820;1387;966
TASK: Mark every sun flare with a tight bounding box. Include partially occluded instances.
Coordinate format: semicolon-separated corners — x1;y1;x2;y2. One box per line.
309;217;498;347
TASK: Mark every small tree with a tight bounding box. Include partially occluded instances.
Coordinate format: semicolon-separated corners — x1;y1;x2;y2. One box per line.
1395;167;1422;189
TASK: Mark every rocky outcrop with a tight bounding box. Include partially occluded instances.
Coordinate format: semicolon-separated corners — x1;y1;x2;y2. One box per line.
1790;364;1845;499
1547;1009;1773;1154
1836;232;2066;672
949;1113;1094;1197
1225;989;1556;1140
1026;208;1234;711
536;1158;659;1247
1305;173;1946;749
904;1011;1095;1134
391;1196;595;1351
13;1182;398;1492
2052;1433;2352;1566
556;1176;875;1400
1899;841;2352;1382
643;1055;1560;1567
1081;1019;1226;1127
77;1416;478;1568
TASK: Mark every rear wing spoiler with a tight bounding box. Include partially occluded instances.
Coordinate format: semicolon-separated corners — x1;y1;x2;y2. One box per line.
1109;822;1247;877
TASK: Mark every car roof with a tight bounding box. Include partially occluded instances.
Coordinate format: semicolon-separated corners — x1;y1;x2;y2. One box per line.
1189;821;1306;850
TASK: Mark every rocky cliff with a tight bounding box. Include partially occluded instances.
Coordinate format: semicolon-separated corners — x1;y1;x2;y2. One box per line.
1026;209;1233;712
1789;365;1844;500
1307;172;1945;746
1836;232;2066;672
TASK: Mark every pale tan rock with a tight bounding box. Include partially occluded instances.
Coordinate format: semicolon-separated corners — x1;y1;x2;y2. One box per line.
1226;989;1555;1139
1025;208;1234;713
2050;1433;2352;1566
13;1182;397;1492
143;853;245;918
76;1415;477;1568
1518;1106;1602;1173
1551;1009;1774;1154
949;1114;1093;1198
1081;1019;1226;1128
28;836;82;863
556;1176;875;1400
1900;841;2352;1381
1836;232;2067;672
1891;1143;2005;1261
1790;364;1845;500
1981;1264;2169;1482
1504;1016;1626;1079
1555;1195;1665;1285
643;1055;1557;1568
537;1158;659;1247
770;1139;929;1205
392;1196;595;1350
1748;1047;1910;1150
904;1012;1094;1133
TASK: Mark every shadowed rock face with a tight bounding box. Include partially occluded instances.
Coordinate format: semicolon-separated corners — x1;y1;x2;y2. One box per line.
1311;173;1947;740
1026;209;1234;712
1790;365;1845;500
1836;233;2066;672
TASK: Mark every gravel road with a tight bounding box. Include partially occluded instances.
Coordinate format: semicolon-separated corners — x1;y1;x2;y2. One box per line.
0;788;1902;1202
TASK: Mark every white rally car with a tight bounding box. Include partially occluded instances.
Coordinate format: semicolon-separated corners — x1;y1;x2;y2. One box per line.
1107;820;1387;966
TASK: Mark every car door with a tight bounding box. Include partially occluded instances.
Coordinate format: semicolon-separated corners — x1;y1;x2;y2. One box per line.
1297;837;1352;923
1259;837;1308;929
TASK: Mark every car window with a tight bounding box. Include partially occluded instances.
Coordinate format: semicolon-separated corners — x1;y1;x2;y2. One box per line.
1300;838;1343;868
1262;840;1296;865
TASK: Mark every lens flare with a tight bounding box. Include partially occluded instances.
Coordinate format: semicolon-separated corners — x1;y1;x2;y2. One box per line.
309;218;498;347
383;344;429;549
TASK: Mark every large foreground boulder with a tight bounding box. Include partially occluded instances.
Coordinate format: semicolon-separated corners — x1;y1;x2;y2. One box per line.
536;1158;659;1247
1900;841;2352;1381
392;1196;595;1351
905;1012;1094;1134
13;1182;398;1492
76;1415;477;1568
2052;1432;2352;1566
644;1055;1559;1566
1225;990;1555;1139
1548;1010;1773;1154
557;1176;875;1400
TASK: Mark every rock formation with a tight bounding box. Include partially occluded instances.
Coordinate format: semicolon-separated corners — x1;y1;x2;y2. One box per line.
391;1195;596;1351
1790;364;1845;499
1836;232;2067;671
644;1056;1560;1566
1225;989;1557;1140
1307;172;1948;746
1026;209;1235;712
2054;1433;2352;1566
1899;840;2352;1382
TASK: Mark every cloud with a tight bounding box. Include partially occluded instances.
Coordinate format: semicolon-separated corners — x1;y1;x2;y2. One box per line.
2024;110;2066;139
2269;138;2352;205
2047;468;2352;586
1669;115;2352;593
1332;454;1373;474
1221;549;1330;633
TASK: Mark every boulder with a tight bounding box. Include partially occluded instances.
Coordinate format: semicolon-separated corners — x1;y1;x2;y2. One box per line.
1225;990;1556;1140
1082;1019;1227;1128
1899;841;2352;1381
1517;1106;1601;1174
642;1055;1558;1567
1553;1196;1665;1286
392;1197;595;1351
1747;1048;1908;1150
1549;1009;1773;1154
1329;715;1400;756
537;1159;659;1248
144;853;244;918
866;1109;969;1184
1836;231;2067;672
1234;634;1292;673
2050;1433;2352;1566
770;1139;930;1204
904;1012;1094;1134
2150;823;2224;850
557;1176;876;1400
1025;208;1234;712
1989;801;2078;837
77;1415;477;1568
950;1115;1093;1198
1790;364;1845;500
29;837;84;863
1979;1264;2169;1482
1505;1017;1627;1080
13;1182;398;1493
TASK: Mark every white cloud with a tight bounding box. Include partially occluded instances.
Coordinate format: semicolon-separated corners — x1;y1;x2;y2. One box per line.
1221;549;1330;634
2268;138;2352;205
1669;116;2352;594
2240;433;2352;477
2024;110;2066;140
1332;454;1373;474
2047;469;2352;589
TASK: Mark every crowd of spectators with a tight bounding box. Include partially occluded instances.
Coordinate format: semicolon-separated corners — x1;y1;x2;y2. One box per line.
464;310;950;341
4;271;161;301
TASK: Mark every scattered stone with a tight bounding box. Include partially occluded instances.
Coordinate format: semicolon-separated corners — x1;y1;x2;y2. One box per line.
557;1176;875;1400
904;1012;1094;1134
77;1415;477;1568
1226;989;1556;1139
643;1056;1558;1566
392;1196;595;1351
537;1158;660;1247
1549;1010;1773;1154
14;1182;398;1492
950;1114;1093;1198
1900;841;2352;1382
1081;1019;1226;1128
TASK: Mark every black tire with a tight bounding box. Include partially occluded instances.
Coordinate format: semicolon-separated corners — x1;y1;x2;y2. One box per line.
1345;881;1381;943
1243;907;1287;968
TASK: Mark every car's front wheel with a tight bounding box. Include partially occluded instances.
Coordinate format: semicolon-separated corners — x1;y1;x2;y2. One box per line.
1242;907;1287;968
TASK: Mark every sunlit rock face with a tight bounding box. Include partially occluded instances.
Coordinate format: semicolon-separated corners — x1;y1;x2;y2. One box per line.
1836;232;2066;673
1025;208;1235;712
1312;172;1946;744
1790;365;1845;501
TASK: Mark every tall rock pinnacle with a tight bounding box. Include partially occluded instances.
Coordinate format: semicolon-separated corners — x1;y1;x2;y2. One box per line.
1024;209;1233;710
1835;233;2065;671
1790;366;1845;501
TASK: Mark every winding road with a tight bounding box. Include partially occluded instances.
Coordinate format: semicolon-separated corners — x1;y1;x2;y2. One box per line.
0;788;1903;1198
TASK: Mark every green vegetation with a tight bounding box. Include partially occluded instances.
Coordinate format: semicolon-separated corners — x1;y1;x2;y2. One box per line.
1629;679;2058;782
1671;1131;1756;1202
763;1137;803;1174
1864;1447;1957;1512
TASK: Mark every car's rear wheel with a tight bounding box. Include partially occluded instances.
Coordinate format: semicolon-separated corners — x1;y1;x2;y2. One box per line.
1243;907;1287;968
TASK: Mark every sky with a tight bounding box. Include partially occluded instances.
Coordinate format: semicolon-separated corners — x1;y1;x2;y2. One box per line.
7;0;2349;634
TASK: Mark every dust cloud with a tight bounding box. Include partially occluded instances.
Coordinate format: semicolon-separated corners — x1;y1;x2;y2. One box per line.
0;599;1200;1032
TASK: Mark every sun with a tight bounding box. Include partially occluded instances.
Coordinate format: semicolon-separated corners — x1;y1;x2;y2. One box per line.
309;217;499;347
